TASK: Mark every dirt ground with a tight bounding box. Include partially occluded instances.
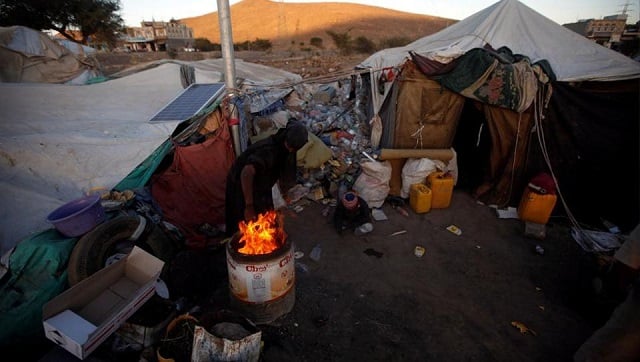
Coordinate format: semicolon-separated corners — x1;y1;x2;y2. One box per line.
35;188;623;362
94;50;369;79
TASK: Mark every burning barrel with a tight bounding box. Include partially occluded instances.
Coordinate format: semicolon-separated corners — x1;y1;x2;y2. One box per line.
226;211;295;324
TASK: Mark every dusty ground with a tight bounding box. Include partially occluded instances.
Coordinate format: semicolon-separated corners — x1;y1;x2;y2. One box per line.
94;50;369;79
35;189;621;361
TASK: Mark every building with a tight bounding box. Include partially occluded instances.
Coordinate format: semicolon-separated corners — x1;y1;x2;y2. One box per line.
591;15;627;46
563;12;640;57
122;19;194;52
564;15;627;48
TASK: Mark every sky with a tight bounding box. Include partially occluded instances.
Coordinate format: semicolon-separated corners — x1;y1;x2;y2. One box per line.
119;0;639;27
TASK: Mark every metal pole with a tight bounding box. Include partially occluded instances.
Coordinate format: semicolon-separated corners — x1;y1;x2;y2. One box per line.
216;0;237;90
216;0;242;156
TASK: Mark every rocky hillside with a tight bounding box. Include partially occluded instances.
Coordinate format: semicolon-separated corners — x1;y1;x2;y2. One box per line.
180;0;456;50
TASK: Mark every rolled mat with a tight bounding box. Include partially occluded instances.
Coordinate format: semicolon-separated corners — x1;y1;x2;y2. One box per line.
379;148;454;161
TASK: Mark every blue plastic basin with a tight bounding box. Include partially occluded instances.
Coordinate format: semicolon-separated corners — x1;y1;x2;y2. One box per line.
47;194;106;237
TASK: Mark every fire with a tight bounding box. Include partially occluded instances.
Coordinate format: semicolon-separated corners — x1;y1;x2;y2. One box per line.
238;210;286;255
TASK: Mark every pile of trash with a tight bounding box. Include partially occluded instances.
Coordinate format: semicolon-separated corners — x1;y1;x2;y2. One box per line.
241;72;376;205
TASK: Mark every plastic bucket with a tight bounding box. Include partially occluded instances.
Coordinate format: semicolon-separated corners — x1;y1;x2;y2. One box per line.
47;194;106;237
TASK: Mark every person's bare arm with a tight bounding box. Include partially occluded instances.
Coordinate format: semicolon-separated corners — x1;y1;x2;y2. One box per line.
241;164;256;220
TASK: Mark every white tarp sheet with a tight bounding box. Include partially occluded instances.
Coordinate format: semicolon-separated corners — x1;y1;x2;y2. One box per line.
0;59;302;254
358;0;640;113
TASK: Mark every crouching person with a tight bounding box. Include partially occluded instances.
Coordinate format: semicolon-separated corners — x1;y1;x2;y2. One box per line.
334;191;373;236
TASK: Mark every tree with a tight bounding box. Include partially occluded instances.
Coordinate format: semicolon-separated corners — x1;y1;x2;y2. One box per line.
326;30;352;55
73;0;123;46
379;36;412;49
353;36;376;54
194;38;220;52
251;38;272;51
0;0;124;46
310;37;323;48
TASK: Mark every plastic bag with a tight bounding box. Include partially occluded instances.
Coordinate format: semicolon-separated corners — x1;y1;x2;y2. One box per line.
400;158;437;198
353;161;392;208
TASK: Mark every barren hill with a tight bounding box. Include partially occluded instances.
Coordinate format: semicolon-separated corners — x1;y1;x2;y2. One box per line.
181;0;456;50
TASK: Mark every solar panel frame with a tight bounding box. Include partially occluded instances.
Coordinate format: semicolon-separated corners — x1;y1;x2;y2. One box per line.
148;83;226;123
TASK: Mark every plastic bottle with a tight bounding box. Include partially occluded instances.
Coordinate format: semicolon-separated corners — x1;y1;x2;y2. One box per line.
309;244;322;262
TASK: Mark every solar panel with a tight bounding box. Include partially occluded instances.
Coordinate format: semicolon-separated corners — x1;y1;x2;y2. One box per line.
149;83;226;123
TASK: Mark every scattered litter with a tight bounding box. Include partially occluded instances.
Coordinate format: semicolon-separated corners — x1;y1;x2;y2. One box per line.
495;206;519;219
414;246;425;257
535;245;545;255
354;222;373;236
308;187;325;201
390;230;407;236
395;206;409;217
538;305;545;311
524;221;546;240
287;184;310;203
363;248;383;258
321;206;331;217
371;208;388;221
309;244;322;262
446;225;462;235
155;278;170;299
511;321;537;336
296;262;309;273
535;287;542;292
362;151;377;162
571;227;625;252
293;205;304;213
294;251;304;259
475;245;481;249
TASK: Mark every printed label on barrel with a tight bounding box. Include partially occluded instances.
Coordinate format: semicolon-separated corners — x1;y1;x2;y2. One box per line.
227;247;295;303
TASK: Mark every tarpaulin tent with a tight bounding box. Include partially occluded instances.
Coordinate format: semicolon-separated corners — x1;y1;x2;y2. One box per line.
0;26;100;84
0;53;302;256
0;49;303;345
357;0;640;230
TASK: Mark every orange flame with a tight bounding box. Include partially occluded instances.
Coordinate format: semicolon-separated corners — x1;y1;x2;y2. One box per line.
238;210;286;255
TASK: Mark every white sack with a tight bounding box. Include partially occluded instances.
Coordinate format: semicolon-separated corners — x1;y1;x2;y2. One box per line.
401;158;437;198
353;161;392;208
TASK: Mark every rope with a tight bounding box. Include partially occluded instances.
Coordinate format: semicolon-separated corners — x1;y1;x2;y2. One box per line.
532;83;598;249
410;123;425;149
501;111;522;208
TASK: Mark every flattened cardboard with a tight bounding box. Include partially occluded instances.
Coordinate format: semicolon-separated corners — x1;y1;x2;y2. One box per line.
42;246;164;360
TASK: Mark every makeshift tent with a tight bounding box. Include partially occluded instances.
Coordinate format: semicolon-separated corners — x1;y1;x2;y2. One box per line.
0;43;307;344
357;0;640;230
0;56;302;256
0;26;100;84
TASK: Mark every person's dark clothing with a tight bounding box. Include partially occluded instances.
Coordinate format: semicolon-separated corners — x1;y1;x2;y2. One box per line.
225;123;304;236
334;196;372;234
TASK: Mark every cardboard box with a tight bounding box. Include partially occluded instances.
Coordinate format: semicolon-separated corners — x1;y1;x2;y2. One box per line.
42;246;164;360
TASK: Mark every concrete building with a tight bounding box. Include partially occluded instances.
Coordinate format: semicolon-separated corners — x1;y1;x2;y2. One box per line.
563;12;640;57
122;20;194;52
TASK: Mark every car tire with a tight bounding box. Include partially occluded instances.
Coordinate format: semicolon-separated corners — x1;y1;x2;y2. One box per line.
67;215;179;286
